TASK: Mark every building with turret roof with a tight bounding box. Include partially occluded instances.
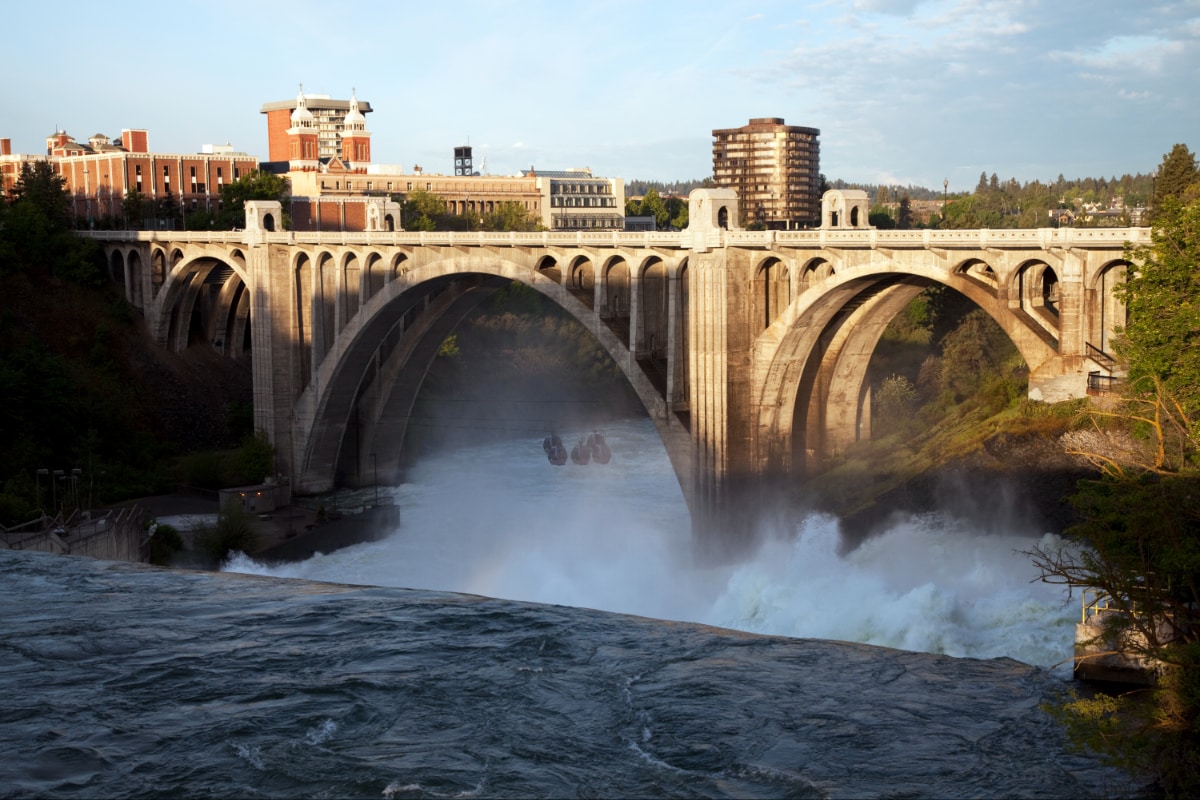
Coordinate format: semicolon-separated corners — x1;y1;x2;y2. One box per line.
260;89;373;163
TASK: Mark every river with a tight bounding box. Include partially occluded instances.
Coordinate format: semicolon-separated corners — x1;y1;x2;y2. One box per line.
1;417;1143;797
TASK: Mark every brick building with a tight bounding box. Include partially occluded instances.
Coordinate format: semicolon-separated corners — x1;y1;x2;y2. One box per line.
3;128;257;227
260;89;373;163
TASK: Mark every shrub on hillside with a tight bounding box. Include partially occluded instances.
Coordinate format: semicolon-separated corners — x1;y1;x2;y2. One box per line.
195;503;259;563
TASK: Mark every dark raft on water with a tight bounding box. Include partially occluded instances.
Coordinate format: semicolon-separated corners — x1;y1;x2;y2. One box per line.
543;434;568;466
543;432;612;467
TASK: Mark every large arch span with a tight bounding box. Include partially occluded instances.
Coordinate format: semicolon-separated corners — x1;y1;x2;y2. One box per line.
291;252;692;498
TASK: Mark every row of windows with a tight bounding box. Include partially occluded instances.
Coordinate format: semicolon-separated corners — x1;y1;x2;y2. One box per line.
552;216;623;229
714;149;818;161
551;196;616;207
550;182;612;195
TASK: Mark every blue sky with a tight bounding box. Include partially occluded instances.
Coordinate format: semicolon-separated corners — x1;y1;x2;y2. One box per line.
4;0;1197;191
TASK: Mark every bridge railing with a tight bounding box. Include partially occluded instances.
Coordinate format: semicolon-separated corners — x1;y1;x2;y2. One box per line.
79;226;1150;251
83;230;248;244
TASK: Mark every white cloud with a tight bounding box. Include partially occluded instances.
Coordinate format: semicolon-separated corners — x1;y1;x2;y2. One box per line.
1051;35;1182;73
851;0;923;16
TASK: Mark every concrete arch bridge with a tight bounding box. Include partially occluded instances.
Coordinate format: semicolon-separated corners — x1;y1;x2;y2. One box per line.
90;189;1147;539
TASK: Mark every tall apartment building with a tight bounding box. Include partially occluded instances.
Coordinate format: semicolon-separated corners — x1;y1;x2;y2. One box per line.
261;89;373;163
712;117;821;229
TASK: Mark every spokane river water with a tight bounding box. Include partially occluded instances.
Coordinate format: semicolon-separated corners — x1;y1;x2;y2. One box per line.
1;418;1142;798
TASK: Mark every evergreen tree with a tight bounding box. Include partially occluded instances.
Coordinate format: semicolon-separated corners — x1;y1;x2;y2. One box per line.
897;196;913;229
1154;144;1200;215
11;162;70;231
1116;195;1200;442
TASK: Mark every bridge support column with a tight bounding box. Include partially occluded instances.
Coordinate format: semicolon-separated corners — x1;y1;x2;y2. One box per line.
245;202;303;486
666;268;687;408
628;271;642;359
688;246;764;554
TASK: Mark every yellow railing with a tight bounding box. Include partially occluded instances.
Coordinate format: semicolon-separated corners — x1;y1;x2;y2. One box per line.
1082;588;1112;624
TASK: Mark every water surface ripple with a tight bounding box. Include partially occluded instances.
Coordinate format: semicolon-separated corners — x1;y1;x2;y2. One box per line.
1;550;1137;799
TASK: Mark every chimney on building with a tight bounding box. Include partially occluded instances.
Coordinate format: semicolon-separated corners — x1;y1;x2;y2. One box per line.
1;138;10;156
121;129;148;153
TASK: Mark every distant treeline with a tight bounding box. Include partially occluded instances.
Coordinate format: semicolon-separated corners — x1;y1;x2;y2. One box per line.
628;171;1159;219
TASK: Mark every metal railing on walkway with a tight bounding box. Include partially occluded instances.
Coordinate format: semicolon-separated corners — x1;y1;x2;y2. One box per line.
1087;371;1125;394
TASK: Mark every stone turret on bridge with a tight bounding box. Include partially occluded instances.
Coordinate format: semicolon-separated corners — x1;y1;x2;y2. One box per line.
88;192;1145;547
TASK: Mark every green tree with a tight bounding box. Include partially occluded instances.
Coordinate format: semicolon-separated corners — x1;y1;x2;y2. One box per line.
875;374;917;427
1116;195;1200;444
937;309;1015;400
157;189;179;229
897;196;913;229
868;209;896;229
1155;144;1200;214
215;170;290;230
639;188;669;230
195;502;259;564
482;200;540;231
11;162;70;230
230;430;275;486
122;188;148;228
402;188;448;231
665;195;688;230
1;162;102;284
1029;194;1200;796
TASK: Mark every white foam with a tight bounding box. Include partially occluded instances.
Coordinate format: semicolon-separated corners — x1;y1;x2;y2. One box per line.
224;419;1076;668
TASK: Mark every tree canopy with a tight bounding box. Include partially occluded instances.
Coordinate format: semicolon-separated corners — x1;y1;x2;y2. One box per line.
625;188;688;230
481;201;540;232
212;171;291;230
1154;143;1200;212
1;162;102;284
1117;195;1200;446
399;190;543;232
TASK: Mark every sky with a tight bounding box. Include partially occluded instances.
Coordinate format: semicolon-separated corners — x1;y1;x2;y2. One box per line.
3;0;1197;192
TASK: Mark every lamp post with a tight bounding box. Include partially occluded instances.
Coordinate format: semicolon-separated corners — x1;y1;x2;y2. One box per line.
83;166;92;228
942;178;948;227
1150;169;1158;218
36;468;48;515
